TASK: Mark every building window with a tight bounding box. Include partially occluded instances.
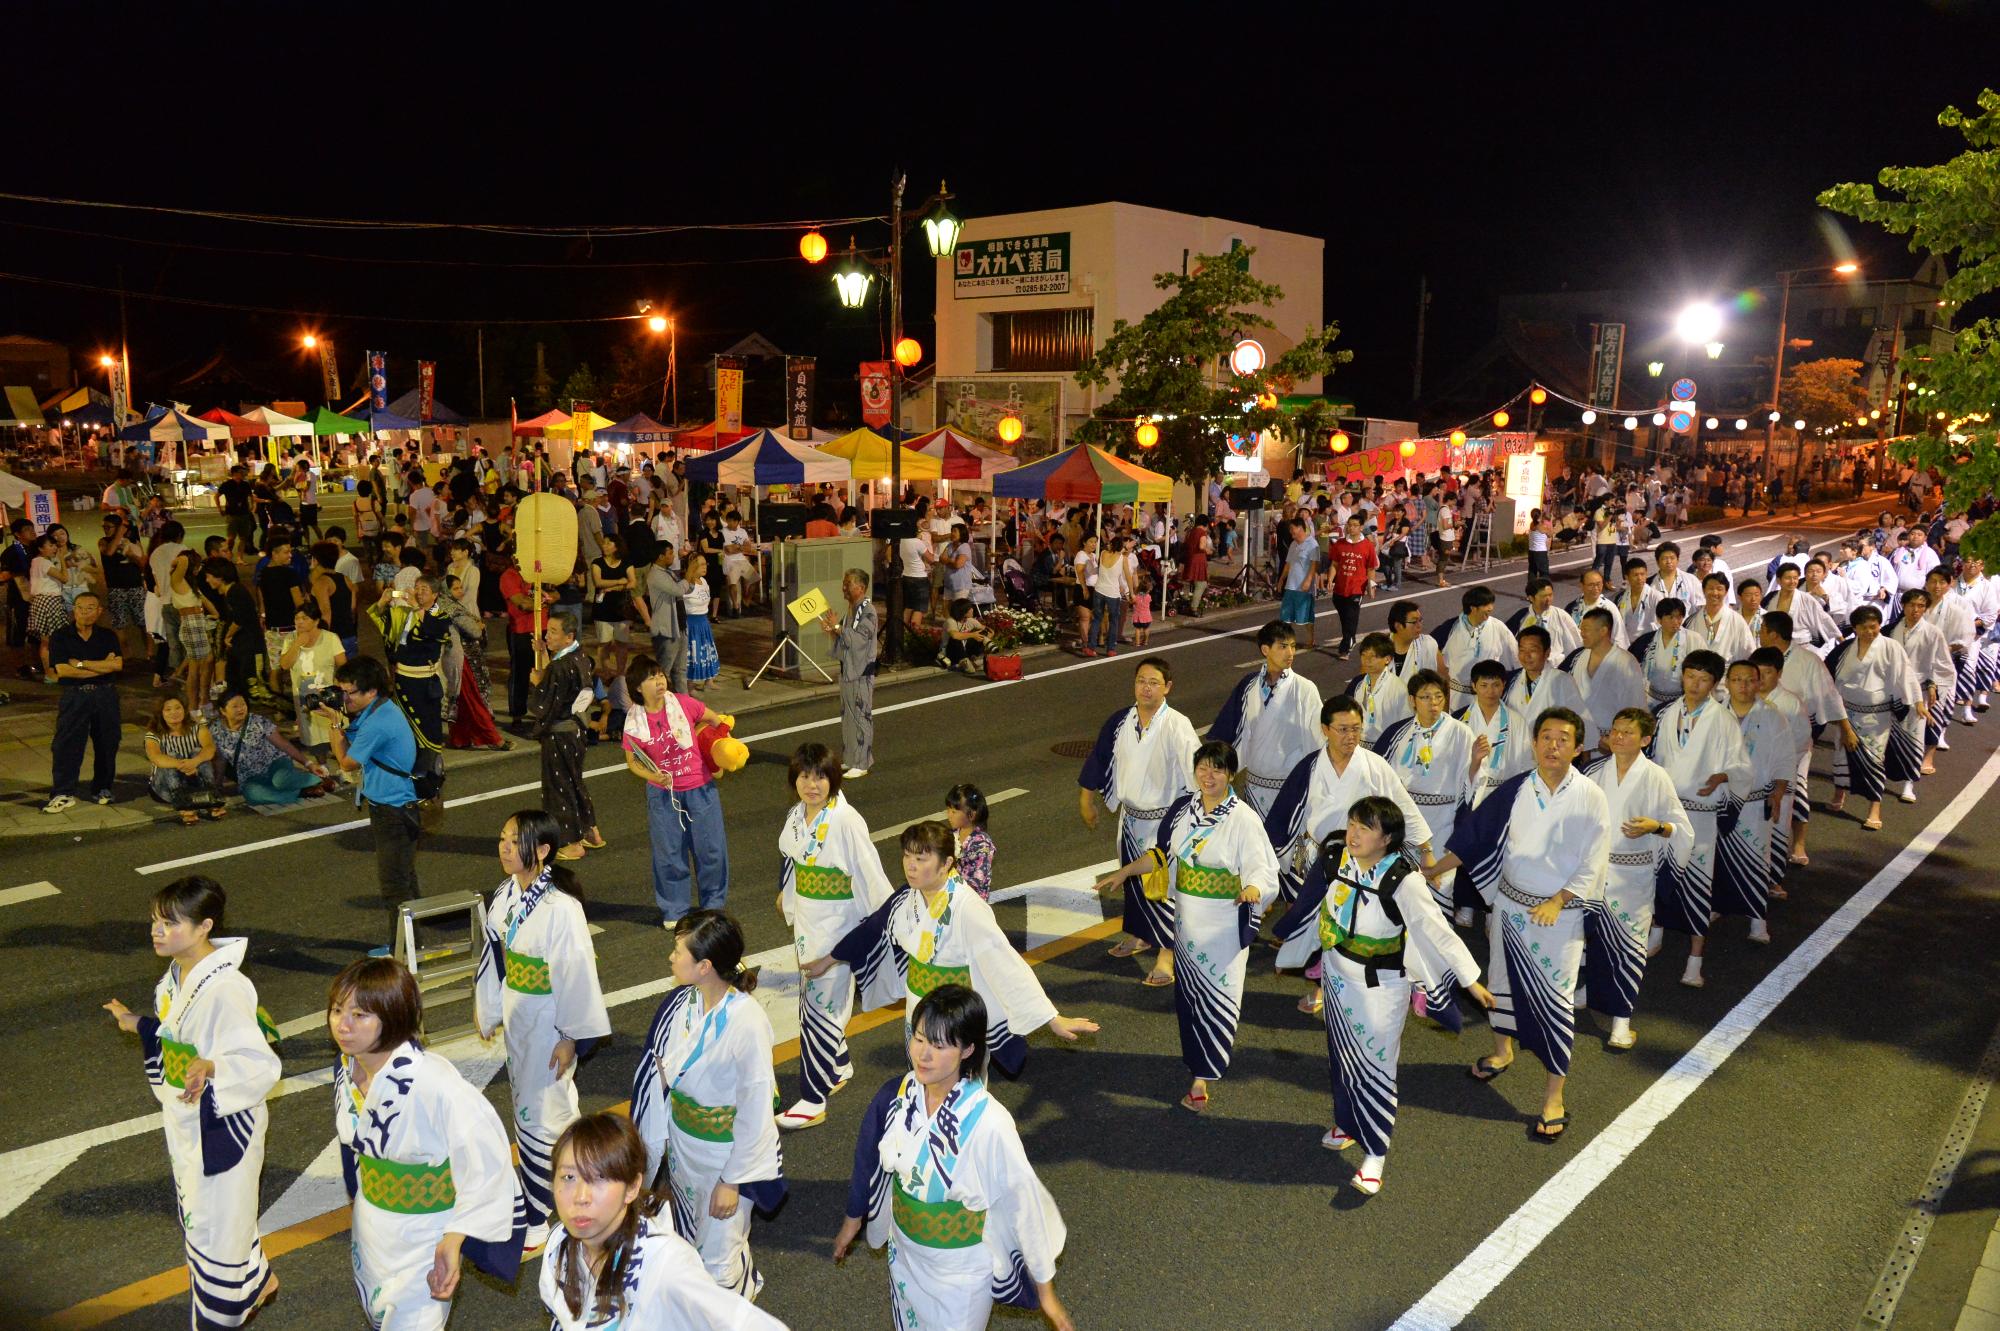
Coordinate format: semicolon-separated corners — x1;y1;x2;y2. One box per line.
988;308;1095;372
1855;307;1876;327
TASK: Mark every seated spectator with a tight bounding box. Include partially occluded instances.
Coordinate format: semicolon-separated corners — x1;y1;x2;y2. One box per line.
145;694;223;825
938;598;989;672
204;688;333;806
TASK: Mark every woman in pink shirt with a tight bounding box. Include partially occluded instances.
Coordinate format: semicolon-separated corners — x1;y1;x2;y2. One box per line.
621;655;733;926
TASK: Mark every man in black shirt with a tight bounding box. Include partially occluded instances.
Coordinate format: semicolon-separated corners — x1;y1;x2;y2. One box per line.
1;517;33;663
256;534;305;692
216;464;255;558
203;558;265;700
44;591;123;813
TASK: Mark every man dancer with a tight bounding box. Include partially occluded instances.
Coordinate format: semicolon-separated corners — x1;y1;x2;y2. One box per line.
1650;650;1751;989
1630;597;1694;709
1210;621;1324;816
1349;631;1413;745
821;569;878;779
1567;567;1628;648
1387;599;1440;683
1504;625;1585;751
1566;606;1648;757
1507;577;1582;658
527;610;602;859
1688;574;1755;663
1434;585;1519;712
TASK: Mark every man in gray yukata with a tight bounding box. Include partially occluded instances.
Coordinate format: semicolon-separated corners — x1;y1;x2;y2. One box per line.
821;567;878;778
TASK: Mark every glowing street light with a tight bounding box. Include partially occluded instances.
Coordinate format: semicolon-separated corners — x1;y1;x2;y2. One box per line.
1581;410;1597;424
1794;419;1807;430
1704;341;1725;360
1735;419;1747;430
647;315;668;334
1647;361;1666;378
1833;261;1860;275
1624;417;1638;430
1652;412;1667;426
300;334;317;350
98;354;115;368
832;239;874;310
1674;301;1724;345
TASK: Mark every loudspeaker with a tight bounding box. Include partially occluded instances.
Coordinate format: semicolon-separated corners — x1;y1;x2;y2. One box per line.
758;504;806;539
1237;488;1266;510
869;508;918;539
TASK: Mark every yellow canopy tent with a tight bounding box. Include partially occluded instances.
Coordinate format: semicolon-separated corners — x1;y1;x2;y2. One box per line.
821;427;942;480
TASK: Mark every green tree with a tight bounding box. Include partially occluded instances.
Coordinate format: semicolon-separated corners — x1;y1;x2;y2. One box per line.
556;363;602;411
1779;358;1873;434
1072;248;1353;488
1820;87;2000;561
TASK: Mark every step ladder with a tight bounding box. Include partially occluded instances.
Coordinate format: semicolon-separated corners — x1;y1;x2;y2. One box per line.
1465;509;1495;573
395;891;487;1042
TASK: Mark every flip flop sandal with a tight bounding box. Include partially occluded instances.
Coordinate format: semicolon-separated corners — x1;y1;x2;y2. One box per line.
1298;991;1324;1016
1863;817;1884;830
1768;885;1789;900
1107;939;1149;958
582;835;608;849
1179;1091;1210;1112
1469;1057;1510;1083
1143;970;1176;988
1533;1114;1570;1142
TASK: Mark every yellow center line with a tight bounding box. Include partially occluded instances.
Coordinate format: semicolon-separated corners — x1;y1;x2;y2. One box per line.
35;915;1123;1329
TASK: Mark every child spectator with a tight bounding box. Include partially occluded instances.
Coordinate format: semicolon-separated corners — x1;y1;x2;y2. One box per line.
945;782;995;900
1131;569;1155;647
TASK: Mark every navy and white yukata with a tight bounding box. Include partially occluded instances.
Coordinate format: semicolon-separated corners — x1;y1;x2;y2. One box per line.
1209;667;1324;817
1650;696;1751;938
1263;746;1432;907
1827;633;1924;803
1375;712;1476;911
1433;613;1518;712
1582;754;1692;1018
1078;702;1200;949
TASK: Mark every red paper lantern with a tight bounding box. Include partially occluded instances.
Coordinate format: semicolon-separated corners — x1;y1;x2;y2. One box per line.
799;230;828;264
893;337;923;368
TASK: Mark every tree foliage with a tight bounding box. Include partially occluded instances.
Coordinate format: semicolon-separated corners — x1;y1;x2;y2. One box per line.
1779;358;1873;433
556;363;602;410
1820;87;2000;563
1071;248;1353;486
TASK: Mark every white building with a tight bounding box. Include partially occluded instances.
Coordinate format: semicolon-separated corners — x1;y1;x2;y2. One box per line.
924;202;1325;463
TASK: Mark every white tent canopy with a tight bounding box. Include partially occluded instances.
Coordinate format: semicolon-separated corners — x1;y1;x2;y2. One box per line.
240;406;315;437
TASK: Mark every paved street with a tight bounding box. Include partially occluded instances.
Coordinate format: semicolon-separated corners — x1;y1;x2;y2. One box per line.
7;498;1999;1331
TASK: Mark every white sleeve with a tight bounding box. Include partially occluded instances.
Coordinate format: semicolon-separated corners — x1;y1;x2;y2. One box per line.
840;808;897;912
1391;869;1481;986
473;894;505;1036
200;974;283;1117
437;1065;523;1245
963;893;1059;1036
550;898;613;1042
972;1109;1066;1287
1564;788;1612;903
722;1007;783;1187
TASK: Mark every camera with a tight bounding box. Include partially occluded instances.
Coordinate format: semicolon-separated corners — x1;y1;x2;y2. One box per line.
303;685;346;714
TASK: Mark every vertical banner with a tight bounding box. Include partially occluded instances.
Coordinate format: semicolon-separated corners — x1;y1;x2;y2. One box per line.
786;356;816;440
1588;322;1624;408
715;356;746;434
571;399;595;453
859;361;892;428
107;360;129;429
319;341;341;403
418;361;436;422
367;349;389;410
25;488;59;533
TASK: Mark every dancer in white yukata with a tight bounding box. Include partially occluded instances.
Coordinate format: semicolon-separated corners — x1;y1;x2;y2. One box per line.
1386;600;1440;683
773;743;896;1129
1650;541;1703;607
1376;668;1478;916
474;809;612;1249
542;1112;787;1331
1568;568;1629;648
1095;740;1279;1112
1688;574;1756;662
1759;613;1852;865
1749;647;1808;897
1629;597;1695;708
1464;657;1534;809
1506;577;1583;657
1767;564;1840;654
835;986;1075;1331
1650;650;1751;988
630;912;785;1300
1426;706;1610;1141
1273;795;1492;1194
1924;566;1981;737
1264;694;1433;1017
1827;605;1926;828
102;877;281;1329
1701;662;1791;964
1078;656;1200;984
816;821;1099;1079
1890;587;1956;775
1564;607;1648;756
330;958;525;1331
1503;625;1584;763
1207;621;1324;816
1432;585;1518;711
1617;558;1661;642
1582;710;1692;1049
1348;632;1413;744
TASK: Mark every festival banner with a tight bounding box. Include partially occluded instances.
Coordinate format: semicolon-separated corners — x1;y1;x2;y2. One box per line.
107;360;128;429
1589;322;1624;409
572;399;595;452
786;356;816;440
366;350;389;410
859;361;892;428
715;357;746;434
25;488;59;533
319;341;340;403
418;361;436;423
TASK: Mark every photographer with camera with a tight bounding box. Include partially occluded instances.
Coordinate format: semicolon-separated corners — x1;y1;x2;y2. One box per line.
316;656;425;928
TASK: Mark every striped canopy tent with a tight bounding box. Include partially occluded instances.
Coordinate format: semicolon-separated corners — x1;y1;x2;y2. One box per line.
240;406;314;437
681;429;852;486
118;409;231;443
514;407;569;437
821;427;941;481
903;426;1020;481
309;405;370;436
992;443;1172;503
194;408;264;440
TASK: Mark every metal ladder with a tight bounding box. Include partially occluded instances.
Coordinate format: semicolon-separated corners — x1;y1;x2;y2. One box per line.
1466;509;1495;573
396;891;487;1042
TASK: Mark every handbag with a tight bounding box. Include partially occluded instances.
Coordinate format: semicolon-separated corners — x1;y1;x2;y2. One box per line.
1140;857;1173;903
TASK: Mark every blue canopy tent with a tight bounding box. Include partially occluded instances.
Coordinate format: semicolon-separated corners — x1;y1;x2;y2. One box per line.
347;406;424;432
385;389;468;427
680;429;851;486
119;409;230;443
66;402;118;428
599;412;673;445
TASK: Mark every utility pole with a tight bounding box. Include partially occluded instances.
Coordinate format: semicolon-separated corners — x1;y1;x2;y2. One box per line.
886;170;907;665
1412;275;1431;404
477;327;486;419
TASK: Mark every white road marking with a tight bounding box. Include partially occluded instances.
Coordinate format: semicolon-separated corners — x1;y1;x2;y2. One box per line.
0;882;59;907
1387;741;2000;1331
130;509;1855;878
870;787;1028;842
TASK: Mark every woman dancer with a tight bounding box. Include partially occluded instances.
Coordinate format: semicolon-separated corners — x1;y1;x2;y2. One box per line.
1094;740;1278;1112
630;912;786;1299
102;877;281;1327
473;810;612;1250
774;743;895;1130
834;985;1074;1331
1374;668;1476;913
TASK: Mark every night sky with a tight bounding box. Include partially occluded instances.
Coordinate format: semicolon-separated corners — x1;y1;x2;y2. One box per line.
5;3;1997;424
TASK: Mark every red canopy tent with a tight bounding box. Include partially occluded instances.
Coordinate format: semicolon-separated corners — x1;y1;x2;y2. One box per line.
195;407;265;441
669;419;755;453
902;426;1020;481
513;408;570;437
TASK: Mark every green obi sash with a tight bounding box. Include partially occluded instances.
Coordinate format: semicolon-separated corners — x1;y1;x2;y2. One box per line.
907;957;971;999
1176;858;1242;900
793;864;854;902
1318;910;1403;957
504;948;552;995
669;1086;737;1143
892;1176;986;1249
358;1155;456;1214
160;1035;198;1089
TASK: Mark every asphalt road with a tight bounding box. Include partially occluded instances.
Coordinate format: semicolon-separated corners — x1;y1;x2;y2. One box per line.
6;495;1996;1331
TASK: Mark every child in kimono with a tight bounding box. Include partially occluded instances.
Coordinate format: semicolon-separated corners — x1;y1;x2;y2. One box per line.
774;742;897;1129
812;821;1099;1079
542;1112;787;1330
834;984;1074;1331
1273;796;1493;1194
630;911;787;1301
473;808;612;1250
330;957;525;1331
103;876;281;1328
1095;740;1280;1112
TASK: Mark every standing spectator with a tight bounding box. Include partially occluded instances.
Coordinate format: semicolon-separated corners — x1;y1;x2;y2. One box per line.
255;534;306;694
1527;508;1553;580
292;460;322;540
44;591;125;813
146;520;189;686
1326;514;1379;659
1182;517;1211;617
1090;534;1133;656
819;569;877;778
2;517;34;670
145;694;222;825
588;532;638;678
682;554;721;690
28;531;72;677
945;783;995;900
620;655;732;926
352;478;384;542
215;464;255;559
527;610;603;860
98;514;149;665
309;541;358;657
319;657;423;929
896;523;933;632
638;542;689;693
203;559;264;702
499;556;543;729
1131;568;1155;648
280;605;347;748
1279;516;1322;648
407;471;439;550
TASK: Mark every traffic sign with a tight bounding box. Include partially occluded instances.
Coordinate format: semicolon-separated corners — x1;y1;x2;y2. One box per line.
1671;378;1697;402
1669;410;1694;434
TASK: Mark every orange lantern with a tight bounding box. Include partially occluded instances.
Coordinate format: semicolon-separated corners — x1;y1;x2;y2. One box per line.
893;337;923;368
1330;432;1350;453
1256;390;1279;410
1529;387;1547;405
997;414;1024;444
799;230;828;264
1449;429;1467;447
1135;420;1159;448
1492;410;1510;428
1398;439;1417;458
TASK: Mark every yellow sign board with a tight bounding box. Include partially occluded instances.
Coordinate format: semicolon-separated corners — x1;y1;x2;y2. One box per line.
787;587;829;626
